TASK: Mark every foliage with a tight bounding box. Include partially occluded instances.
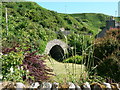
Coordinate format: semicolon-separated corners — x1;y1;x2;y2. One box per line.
94;28;120;82
63;55;83;64
2;2;110;45
71;13;110;35
1;47;28;82
1;45;53;83
67;32;95;74
2;2;58;54
22;51;54;83
88;75;105;83
67;33;93;56
57;31;65;39
2;1;120;83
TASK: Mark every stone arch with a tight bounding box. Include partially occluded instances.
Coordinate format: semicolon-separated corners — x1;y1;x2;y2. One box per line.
45;39;68;60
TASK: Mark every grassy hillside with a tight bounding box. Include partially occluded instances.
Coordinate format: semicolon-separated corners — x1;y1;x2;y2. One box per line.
2;2;111;35
70;13;110;34
1;2;112;54
2;2;82;31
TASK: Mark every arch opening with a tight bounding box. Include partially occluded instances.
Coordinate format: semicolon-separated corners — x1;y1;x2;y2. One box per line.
49;45;64;62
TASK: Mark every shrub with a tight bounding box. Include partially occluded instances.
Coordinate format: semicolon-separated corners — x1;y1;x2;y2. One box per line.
63;55;83;64
22;51;54;83
1;45;53;83
94;28;120;82
1;51;26;82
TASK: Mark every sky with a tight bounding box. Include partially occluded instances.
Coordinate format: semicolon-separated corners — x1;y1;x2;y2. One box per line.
27;0;120;2
27;0;120;16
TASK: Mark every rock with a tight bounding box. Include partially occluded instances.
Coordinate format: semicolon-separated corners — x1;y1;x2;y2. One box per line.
111;83;120;90
41;82;52;90
82;82;91;90
2;81;16;89
74;84;81;90
91;82;105;90
30;82;40;88
0;82;3;90
68;82;75;90
15;82;26;90
59;83;69;89
103;82;112;90
52;82;59;90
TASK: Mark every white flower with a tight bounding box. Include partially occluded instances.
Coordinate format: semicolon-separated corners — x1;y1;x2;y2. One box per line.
21;66;23;70
26;70;29;73
17;66;20;70
4;54;7;56
0;52;3;56
10;67;14;73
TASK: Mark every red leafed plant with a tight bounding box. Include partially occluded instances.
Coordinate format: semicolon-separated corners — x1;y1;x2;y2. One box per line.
22;51;54;83
2;44;54;83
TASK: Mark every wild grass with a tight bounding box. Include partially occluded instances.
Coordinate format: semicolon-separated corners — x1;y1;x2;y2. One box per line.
44;34;95;84
45;57;87;83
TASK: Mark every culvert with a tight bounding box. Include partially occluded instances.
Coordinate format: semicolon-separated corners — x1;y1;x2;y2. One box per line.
44;39;68;61
49;45;64;61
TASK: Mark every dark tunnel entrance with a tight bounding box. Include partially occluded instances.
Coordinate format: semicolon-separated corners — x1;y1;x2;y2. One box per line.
49;45;64;62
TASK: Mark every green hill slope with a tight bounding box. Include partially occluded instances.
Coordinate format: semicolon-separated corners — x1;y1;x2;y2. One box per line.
2;2;83;31
2;2;111;32
2;2;111;53
70;13;110;34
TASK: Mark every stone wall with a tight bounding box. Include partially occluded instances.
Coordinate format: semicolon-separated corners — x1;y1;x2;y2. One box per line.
44;39;68;55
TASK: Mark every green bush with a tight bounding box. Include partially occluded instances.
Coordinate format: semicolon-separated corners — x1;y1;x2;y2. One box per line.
94;28;120;82
1;51;29;82
67;33;93;56
63;55;83;64
1;45;53;83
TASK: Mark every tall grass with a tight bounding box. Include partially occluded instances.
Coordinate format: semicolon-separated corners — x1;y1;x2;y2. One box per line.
46;31;96;84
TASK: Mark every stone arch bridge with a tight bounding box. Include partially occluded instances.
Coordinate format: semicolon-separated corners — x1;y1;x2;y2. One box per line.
45;39;68;61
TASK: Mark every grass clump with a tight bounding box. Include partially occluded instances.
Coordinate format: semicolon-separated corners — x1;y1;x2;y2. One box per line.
63;55;83;64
